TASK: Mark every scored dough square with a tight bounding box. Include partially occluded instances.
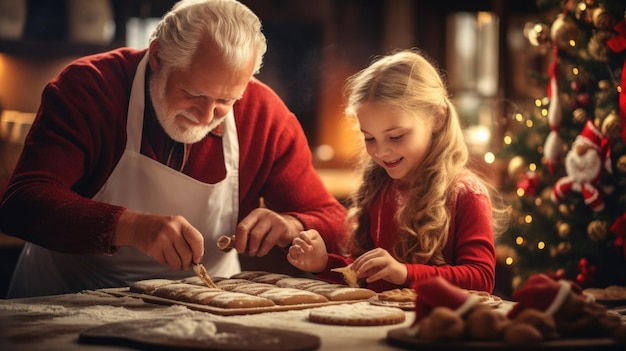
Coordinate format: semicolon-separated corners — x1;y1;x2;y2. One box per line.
231;283;276;295
208;292;276;308
230;271;271;280
152;283;203;300
275;277;330;290
259;287;328;305
251;273;292;284
308;285;377;301
129;279;175;294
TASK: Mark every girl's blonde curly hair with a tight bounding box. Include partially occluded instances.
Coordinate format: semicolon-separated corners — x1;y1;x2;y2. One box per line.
343;49;508;264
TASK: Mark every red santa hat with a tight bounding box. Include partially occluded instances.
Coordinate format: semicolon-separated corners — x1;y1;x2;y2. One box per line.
574;120;603;151
507;273;574;318
407;276;479;335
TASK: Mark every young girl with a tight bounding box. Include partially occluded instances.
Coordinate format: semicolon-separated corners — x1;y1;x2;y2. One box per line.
287;49;508;293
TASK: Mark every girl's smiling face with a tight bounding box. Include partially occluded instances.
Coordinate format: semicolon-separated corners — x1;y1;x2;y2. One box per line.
357;102;434;181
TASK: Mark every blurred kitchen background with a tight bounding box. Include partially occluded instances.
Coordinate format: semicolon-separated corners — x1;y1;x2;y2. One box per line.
0;0;546;297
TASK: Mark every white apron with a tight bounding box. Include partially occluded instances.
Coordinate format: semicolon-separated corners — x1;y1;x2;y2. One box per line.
7;53;241;297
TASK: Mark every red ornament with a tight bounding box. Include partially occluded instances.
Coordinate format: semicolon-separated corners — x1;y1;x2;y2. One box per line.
576;273;585;285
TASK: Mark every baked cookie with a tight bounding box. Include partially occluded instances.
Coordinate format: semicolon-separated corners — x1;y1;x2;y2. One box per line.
208;292;275;309
378;288;417;303
153;283;202;300
259;287;328;305
177;287;223;304
231;283;276;295
129;279;175;295
308;285;377;301
178;276;206;286
230;271;270;280
275;277;330;290
215;279;254;291
186;290;229;305
251;273;292;284
309;303;406;326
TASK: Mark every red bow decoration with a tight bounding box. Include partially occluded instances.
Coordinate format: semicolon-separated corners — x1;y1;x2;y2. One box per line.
609;212;626;257
606;19;626;143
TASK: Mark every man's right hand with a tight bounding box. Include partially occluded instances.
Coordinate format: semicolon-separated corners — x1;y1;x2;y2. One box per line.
113;209;204;271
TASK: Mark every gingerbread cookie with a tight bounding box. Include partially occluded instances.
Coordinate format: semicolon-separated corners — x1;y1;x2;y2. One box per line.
309;303;406;326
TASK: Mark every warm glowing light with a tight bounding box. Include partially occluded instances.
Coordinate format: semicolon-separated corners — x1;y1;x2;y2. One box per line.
538;241;546;249
541;109;548;116
515;236;524;245
534;99;542;107
569;40;576;47
572;67;579;75
516;188;525;197
484;152;495;164
505;257;514;265
515;114;524;122
525;120;533;128
529;163;537;171
525;215;532;223
315;144;335;161
504;135;512;144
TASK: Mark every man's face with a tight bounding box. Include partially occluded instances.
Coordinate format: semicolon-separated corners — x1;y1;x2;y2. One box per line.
150;42;256;143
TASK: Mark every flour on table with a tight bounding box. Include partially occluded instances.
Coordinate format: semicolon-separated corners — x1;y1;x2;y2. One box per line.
147;318;224;341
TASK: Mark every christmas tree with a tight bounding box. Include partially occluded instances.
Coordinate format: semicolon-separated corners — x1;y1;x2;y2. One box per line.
497;0;626;289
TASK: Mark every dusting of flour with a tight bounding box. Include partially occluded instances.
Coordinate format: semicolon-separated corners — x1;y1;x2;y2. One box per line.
146;318;230;341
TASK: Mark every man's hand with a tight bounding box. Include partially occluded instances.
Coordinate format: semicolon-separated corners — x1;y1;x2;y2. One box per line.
113;210;204;271
350;248;407;285
287;229;328;273
234;208;303;256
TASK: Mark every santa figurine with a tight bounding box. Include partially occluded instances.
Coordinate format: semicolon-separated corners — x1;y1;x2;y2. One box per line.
552;120;608;212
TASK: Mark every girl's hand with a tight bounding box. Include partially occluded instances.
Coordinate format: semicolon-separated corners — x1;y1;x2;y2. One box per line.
351;248;407;285
287;229;328;273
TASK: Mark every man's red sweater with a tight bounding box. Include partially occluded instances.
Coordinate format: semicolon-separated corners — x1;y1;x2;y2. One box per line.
0;48;348;255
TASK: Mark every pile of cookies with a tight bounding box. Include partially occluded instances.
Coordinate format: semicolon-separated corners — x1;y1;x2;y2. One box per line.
129;271;377;311
408;274;626;346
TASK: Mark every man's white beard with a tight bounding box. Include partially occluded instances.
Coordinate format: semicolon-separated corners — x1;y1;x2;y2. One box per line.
149;68;226;144
564;145;601;184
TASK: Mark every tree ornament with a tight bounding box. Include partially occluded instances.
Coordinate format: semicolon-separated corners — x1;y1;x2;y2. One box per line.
551;13;580;55
587;219;608;241
591;6;615;30
588;30;615;62
558;203;571;215
552;120;606;212
601;110;621;145
507;156;526;179
558;222;571;238
524;22;552;47
605;19;626;142
572;107;588;124
557;241;571;255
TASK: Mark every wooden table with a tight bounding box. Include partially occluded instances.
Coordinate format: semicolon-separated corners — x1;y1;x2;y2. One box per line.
0;290;415;350
2;290;624;350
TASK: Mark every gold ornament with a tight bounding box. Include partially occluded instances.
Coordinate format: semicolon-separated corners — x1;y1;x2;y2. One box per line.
572;107;588;124
557;241;571;255
524;22;551;46
588;30;614;62
558;222;571;238
601;111;621;144
559;203;570;215
551;13;580;54
508;156;526;179
592;6;614;30
587;220;608;242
